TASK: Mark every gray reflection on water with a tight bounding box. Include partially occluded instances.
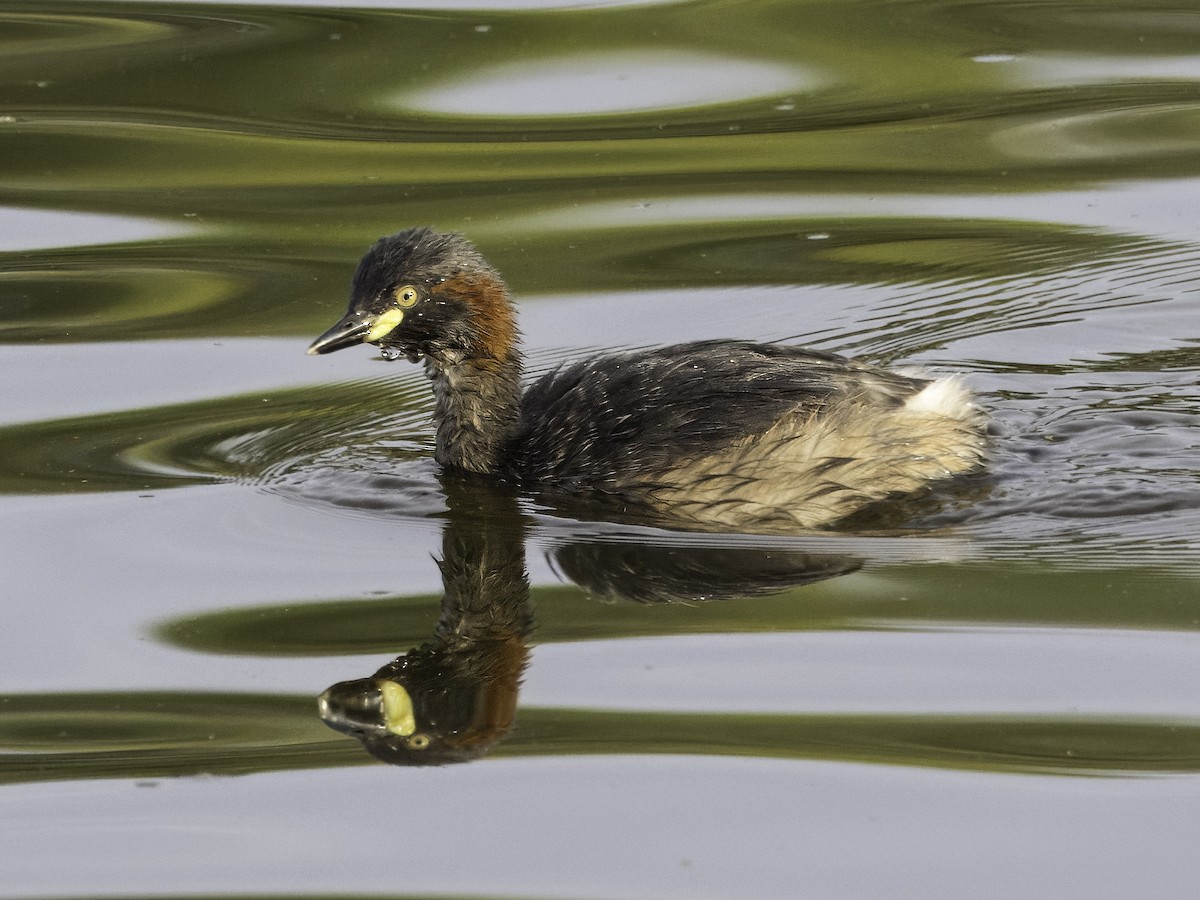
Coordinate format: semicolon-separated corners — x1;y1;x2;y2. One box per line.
0;207;192;251
401;49;823;117
1015;53;1200;86
507;184;1200;242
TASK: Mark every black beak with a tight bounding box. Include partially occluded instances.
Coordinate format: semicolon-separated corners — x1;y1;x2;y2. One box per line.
307;311;373;355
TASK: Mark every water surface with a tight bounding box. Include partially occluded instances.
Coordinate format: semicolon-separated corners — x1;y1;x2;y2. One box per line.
2;1;1200;897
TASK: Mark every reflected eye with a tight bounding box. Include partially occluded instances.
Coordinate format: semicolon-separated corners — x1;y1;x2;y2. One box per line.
406;733;431;750
395;285;419;308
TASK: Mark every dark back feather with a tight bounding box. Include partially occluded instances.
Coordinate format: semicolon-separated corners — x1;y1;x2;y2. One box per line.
504;340;926;490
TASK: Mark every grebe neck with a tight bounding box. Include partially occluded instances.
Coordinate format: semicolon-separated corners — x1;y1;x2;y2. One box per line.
426;344;523;475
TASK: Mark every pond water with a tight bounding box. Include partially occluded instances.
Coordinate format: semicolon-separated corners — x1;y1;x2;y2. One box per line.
3;0;1200;897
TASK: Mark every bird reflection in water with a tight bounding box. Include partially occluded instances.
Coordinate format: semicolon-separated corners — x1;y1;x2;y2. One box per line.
319;476;532;766
318;475;860;766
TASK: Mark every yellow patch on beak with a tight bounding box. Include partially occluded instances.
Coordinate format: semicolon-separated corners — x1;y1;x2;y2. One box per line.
379;680;416;736
366;308;405;343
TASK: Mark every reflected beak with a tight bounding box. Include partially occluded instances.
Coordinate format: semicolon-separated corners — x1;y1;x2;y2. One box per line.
307;311;374;355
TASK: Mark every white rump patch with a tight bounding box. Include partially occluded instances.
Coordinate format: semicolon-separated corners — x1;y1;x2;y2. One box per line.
904;377;976;419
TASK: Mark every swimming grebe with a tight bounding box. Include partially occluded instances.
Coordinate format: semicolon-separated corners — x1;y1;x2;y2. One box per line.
308;227;986;530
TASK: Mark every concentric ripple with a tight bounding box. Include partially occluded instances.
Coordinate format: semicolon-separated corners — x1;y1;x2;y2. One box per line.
0;373;433;496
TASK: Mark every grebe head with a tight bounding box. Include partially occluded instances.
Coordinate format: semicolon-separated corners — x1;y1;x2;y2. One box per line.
307;226;517;368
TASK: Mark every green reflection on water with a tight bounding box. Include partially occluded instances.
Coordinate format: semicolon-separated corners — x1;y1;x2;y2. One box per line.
156;564;1200;658
0;691;360;784
501;710;1200;777
2;690;1196;785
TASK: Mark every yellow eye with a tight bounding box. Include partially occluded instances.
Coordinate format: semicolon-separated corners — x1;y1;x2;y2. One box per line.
406;734;431;750
395;285;419;308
